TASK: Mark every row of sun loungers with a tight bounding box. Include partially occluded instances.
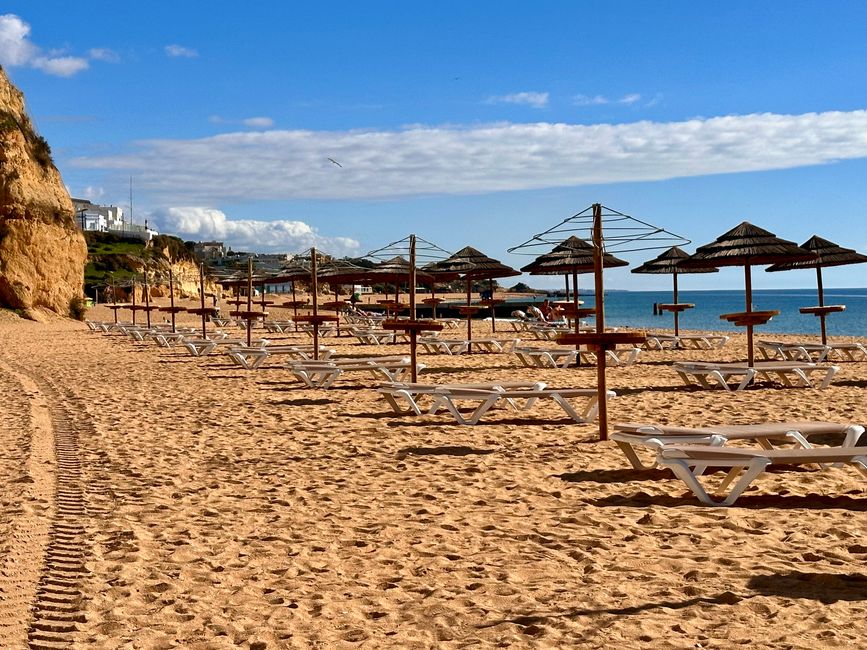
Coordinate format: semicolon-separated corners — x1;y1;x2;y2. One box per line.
85;320;867;506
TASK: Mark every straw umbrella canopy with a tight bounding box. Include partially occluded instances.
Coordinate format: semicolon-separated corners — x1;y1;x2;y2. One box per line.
317;258;371;333
766;235;867;343
428;246;519;345
364;256;436;316
631;246;718;336
521;236;628;334
683;222;815;366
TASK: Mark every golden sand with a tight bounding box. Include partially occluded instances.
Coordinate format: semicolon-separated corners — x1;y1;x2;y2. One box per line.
1;301;866;648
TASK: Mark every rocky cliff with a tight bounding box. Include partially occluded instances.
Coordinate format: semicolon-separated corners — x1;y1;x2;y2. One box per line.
0;66;87;318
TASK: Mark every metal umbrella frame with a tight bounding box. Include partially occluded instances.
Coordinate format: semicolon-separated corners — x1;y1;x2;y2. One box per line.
766;235;867;344
631;246;718;336
365;235;452;381
426;246;519;347
520;236;628;335
683;222;815;366
510;203;690;440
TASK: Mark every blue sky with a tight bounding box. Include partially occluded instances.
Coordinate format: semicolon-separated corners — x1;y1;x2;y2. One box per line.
3;1;867;290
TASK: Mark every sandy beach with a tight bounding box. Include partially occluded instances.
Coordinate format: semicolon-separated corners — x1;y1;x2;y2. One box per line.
2;303;867;649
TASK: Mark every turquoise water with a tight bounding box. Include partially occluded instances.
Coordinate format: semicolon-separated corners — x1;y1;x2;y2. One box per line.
506;288;867;337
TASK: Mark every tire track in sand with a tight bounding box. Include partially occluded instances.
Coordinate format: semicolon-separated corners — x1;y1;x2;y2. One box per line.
11;368;99;650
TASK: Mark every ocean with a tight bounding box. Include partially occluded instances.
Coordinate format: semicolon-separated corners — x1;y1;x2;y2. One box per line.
509;288;867;337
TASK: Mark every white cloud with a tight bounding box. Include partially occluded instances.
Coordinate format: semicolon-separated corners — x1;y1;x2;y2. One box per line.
165;44;198;58
151;207;360;255
72;109;867;202
80;186;105;200
574;94;609;106
210;115;274;128
242;116;274;128
89;47;120;63
32;55;89;77
0;14;88;76
488;91;549;108
618;93;642;105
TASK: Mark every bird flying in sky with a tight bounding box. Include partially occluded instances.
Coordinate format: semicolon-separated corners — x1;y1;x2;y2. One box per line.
327;157;343;168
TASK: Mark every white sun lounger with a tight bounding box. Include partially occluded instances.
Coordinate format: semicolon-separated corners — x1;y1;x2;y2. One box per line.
263;319;295;333
183;337;269;357
759;340;867;363
226;344;335;369
378;380;547;415
427;387;615;425
656;445;867;506
612;421;866;470
513;345;640;368
288;356;422;388
758;340;832;362
644;333;730;350
672;361;839;390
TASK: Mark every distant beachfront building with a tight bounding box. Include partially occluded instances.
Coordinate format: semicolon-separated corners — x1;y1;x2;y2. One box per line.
71;198;158;241
194;241;227;260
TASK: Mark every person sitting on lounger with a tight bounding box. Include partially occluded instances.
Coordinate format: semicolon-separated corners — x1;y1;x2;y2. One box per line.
527;305;546;321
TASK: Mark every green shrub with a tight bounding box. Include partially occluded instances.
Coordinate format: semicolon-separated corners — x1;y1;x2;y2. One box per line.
69;296;88;321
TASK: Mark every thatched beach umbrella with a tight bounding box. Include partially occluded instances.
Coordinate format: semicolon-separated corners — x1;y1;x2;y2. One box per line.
428;246;519;348
766;235;867;344
318;258;370;334
632;246;718;336
521;236;628;335
683;222;815;366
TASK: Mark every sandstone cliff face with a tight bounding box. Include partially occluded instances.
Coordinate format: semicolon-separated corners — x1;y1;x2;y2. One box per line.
0;67;87;317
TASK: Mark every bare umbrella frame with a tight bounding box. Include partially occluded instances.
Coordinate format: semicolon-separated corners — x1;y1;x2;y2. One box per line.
631;246;718;337
766;235;867;344
365;236;452;382
510;204;689;440
682;222;815;367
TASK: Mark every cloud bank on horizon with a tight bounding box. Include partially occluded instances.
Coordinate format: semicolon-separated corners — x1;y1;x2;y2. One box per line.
151;207;360;255
72;109;867;204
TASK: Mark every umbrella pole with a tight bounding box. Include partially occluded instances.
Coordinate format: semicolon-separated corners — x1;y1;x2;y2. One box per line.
112;278;118;323
131;281;137;325
745;265;754;368
565;274;570;302
169;267;176;333
573;270;580;336
292;283;299;331
199;263;207;339
335;287;341;337
144;270;152;329
430;286;437;319
311;249;319;360
592;204;609;441
466;278;473;354
817;267;827;345
246;258;253;347
489;277;496;333
673;270;680;337
409;235;418;382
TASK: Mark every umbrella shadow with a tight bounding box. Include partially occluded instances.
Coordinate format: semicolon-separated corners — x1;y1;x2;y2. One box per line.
396;445;495;459
272;397;336;406
475;590;749;633
584;492;867;510
555;467;672;484
746;571;867;603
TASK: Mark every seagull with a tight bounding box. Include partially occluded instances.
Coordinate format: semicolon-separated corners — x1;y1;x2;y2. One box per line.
327;157;343;168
